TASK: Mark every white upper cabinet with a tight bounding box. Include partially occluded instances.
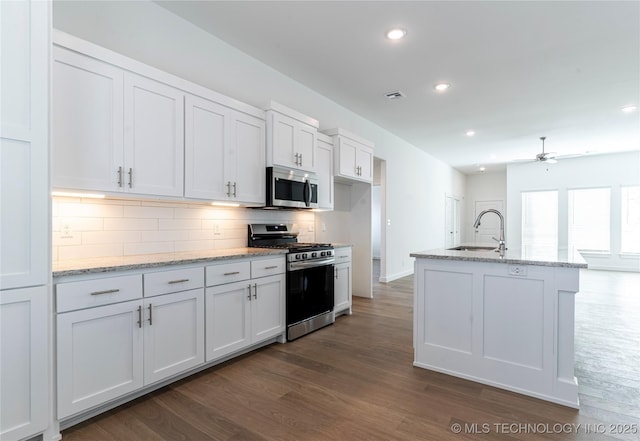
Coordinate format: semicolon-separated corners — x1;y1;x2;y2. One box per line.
316;132;334;210
124;73;184;197
53;46;124;193
185;94;265;205
266;102;319;172
324;128;374;183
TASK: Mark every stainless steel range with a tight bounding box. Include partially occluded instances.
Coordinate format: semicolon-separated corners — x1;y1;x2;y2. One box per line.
248;224;335;341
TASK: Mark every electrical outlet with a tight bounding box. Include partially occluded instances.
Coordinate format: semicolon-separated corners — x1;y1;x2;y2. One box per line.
213;223;221;235
62;224;72;238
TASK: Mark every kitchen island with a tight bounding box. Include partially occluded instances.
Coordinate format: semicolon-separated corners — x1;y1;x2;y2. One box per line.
410;245;587;408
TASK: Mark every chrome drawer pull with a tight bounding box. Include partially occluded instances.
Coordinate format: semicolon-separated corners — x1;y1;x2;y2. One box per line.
264;265;278;270
339;256;349;259
137;305;142;328
90;289;120;296
148;304;153;326
224;271;240;276
168;279;190;284
247;284;252;300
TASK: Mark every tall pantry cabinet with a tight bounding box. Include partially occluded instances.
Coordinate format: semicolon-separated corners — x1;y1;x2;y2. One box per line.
0;1;51;441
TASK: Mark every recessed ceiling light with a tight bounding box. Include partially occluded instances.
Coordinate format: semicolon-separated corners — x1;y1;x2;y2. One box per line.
479;166;486;172
621;105;637;113
434;83;451;92
386;28;407;40
466;130;475;137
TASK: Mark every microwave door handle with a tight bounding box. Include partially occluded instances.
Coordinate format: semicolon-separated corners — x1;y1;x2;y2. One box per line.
304;179;311;207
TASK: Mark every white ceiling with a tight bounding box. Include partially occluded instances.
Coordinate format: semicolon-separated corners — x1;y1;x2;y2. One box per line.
156;1;640;174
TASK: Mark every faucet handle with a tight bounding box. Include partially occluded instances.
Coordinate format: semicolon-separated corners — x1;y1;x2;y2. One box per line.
491;236;499;243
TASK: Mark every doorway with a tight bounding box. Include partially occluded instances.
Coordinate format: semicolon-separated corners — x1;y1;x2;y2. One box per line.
445;195;461;248
372;158;386;283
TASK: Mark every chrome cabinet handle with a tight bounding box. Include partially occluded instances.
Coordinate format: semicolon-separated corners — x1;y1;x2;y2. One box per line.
264;265;278;270
299;153;303;166
226;181;231;197
148;304;153;325
137;305;142;328
247;284;252;300
117;166;123;187
335;268;338;279
168;279;189;284
224;271;240;276
339;255;349;259
253;283;258;299
232;182;237;198
294;152;300;166
128;168;133;188
90;289;120;296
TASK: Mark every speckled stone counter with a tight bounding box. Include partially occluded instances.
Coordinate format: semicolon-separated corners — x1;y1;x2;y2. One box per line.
410;243;587;268
52;247;288;277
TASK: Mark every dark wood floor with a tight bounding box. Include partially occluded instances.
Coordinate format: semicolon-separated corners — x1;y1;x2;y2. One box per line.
63;269;640;441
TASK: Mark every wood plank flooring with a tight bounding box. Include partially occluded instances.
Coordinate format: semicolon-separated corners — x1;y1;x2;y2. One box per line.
63;269;640;441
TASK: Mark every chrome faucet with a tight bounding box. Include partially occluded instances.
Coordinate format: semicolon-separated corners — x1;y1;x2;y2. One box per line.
473;209;506;254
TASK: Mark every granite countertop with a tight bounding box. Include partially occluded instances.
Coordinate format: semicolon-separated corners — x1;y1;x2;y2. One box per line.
52;247;288;277
331;243;353;248
410;243;587;269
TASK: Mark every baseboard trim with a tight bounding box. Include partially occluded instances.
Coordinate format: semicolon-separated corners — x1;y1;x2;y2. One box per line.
380;268;414;283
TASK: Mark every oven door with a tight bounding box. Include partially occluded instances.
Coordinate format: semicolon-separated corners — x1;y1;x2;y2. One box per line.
286;261;334;328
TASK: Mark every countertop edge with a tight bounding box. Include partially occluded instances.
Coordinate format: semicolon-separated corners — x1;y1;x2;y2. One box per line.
52;248;289;278
410;249;588;269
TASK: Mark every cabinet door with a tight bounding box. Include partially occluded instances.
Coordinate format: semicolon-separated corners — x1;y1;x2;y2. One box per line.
316;137;334;210
252;274;285;343
270;112;298;169
205;281;251;361
143;289;205;385
0;286;48;440
1;0;49;289
52;46;124;193
356;146;373;182
334;263;352;314
230;111;265;204
124;73;184;197
337;137;358;178
296;123;316;172
57;300;143;419
184;94;228;200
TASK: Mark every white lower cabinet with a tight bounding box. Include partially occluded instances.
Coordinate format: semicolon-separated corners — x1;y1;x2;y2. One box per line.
0;286;48;441
333;247;353;316
205;258;285;362
56;269;204;419
57;299;144;419
55;257;285;422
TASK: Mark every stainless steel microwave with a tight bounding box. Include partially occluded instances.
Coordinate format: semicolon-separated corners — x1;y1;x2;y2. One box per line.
266;166;318;209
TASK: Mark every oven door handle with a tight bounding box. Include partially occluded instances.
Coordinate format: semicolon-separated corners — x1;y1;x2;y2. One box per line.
289;258;335;270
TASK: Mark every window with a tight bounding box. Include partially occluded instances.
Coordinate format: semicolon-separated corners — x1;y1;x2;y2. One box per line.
621;186;640;254
568;188;610;259
522;191;558;258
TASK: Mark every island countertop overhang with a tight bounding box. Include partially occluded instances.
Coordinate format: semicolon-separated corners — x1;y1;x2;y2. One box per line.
410;243;587;269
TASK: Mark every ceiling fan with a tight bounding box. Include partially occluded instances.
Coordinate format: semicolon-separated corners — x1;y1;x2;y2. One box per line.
513;136;558;164
533;136;557;163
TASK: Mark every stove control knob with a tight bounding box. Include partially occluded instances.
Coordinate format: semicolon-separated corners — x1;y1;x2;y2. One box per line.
295;254;301;260
326;250;333;257
311;252;318;258
320;251;326;257
302;253;308;260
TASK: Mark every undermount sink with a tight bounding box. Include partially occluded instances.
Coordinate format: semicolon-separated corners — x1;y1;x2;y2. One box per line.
447;246;498;252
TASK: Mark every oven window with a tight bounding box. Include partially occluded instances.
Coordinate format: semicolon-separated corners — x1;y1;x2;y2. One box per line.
286;264;334;325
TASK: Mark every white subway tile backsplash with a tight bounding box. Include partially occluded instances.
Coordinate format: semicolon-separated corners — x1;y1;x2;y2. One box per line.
104;218;158;231
53;197;318;262
124;242;174;256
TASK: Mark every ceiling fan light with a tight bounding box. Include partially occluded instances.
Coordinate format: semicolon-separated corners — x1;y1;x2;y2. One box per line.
434;83;451;92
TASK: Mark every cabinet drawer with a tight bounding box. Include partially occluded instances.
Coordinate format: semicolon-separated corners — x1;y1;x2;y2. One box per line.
206;261;251;286
56;274;142;313
251;257;285;278
335;247;352;262
144;267;204;297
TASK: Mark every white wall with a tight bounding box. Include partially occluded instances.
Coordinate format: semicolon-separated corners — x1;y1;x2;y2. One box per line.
507;151;640;271
464;171;507;241
53;0;466;282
